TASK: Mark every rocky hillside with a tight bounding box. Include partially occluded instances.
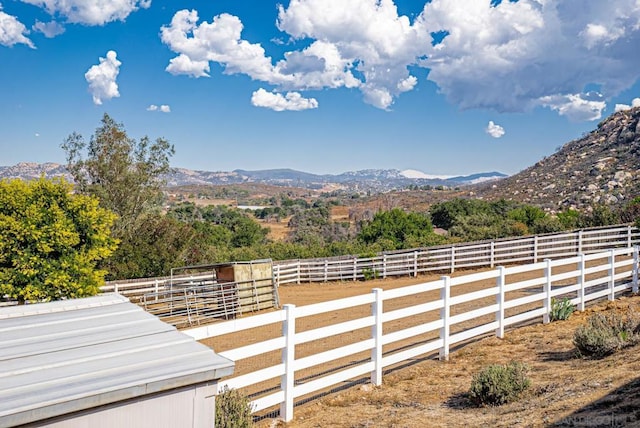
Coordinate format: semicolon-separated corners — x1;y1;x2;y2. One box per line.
474;107;640;210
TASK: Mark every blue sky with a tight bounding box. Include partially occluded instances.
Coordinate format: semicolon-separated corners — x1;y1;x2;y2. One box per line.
1;0;639;176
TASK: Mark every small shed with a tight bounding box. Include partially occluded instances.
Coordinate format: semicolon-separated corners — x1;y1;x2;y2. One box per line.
0;293;234;428
166;259;279;323
213;260;279;313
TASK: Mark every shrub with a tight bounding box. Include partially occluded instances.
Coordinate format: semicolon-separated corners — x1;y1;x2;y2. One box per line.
573;310;640;358
362;267;380;281
215;387;254;428
469;361;531;406
550;297;575;321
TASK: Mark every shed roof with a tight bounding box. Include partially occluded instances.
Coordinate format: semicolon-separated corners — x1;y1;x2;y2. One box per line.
0;293;234;427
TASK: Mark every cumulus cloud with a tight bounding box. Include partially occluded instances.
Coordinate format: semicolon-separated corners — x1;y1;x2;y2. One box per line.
21;0;150;25
85;50;121;105
614;98;640;112
147;104;171;112
251;88;318;111
160;1;640;119
32;20;65;38
0;6;34;48
538;93;607;122
417;0;640;120
485;121;505;138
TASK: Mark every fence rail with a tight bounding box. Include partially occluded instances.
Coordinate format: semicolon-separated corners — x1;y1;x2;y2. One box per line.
184;246;640;422
102;225;639;298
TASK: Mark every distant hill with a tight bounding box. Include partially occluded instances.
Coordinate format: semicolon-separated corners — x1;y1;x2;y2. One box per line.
0;162;505;193
474;106;640;210
166;168;506;191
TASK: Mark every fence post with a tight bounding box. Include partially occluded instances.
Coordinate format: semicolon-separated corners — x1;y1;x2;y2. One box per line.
281;304;296;422
413;251;418;277
154;279;159;302
629;225;633;248
382;254;387;279
450;247;455;274
296;261;301;285
490;242;495;268
439;276;451;361
371;288;383;386
543;259;552;323
114;283;118;294
609;249;615;301
353;257;358;282
533;236;538;263
496;266;505;338
578;254;586;311
324;260;328;282
578;230;583;254
633;246;639;294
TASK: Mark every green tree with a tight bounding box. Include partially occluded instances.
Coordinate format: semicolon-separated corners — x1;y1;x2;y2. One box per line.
0;178;117;303
62;113;174;237
358;208;442;250
619;197;640;224
557;209;580;230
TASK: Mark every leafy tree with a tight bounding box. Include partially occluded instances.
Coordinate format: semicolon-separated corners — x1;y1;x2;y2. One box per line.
619;197;640;224
62;113;174;237
358;208;443;250
557;209;580;230
430;199;501;230
578;204;619;228
448;213;520;241
104;214;186;279
507;206;546;229
0;178;117;303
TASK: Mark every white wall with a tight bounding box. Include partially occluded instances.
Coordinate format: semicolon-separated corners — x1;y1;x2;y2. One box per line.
27;382;217;428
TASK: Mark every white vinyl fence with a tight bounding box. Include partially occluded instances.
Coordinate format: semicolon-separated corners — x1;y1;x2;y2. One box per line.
184;246;640;422
102;225;639;297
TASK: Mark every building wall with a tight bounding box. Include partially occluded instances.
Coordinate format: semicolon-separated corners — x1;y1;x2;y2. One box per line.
26;383;217;428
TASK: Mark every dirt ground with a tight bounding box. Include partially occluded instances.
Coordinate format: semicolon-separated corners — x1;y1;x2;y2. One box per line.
265;292;640;428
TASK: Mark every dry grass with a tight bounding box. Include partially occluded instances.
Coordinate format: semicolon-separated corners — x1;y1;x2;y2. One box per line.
262;295;640;428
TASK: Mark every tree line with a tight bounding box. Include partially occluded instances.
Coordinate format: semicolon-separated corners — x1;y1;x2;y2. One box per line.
2;113;639;302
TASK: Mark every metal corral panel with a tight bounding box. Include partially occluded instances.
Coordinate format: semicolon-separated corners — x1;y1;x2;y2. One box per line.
0;293;234;428
217;261;277;313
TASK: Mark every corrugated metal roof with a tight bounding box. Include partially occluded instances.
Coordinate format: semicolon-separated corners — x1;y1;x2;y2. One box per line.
0;293;234;427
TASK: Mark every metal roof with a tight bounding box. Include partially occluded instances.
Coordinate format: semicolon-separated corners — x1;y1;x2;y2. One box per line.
0;293;234;427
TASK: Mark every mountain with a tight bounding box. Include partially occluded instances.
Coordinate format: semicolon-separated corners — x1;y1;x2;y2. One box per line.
166;167;506;191
0;162;70;181
0;163;505;193
474;106;640;210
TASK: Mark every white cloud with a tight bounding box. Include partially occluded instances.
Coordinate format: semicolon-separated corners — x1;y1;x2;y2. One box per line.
20;0;151;25
417;0;640;118
538;93;607;122
148;104;171;112
161;1;640;120
614;97;640;112
251;88;318;111
0;6;34;48
485;121;505;138
581;23;625;49
161;10;282;81
85;50;121;105
35;132;40;137
32;20;65;38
